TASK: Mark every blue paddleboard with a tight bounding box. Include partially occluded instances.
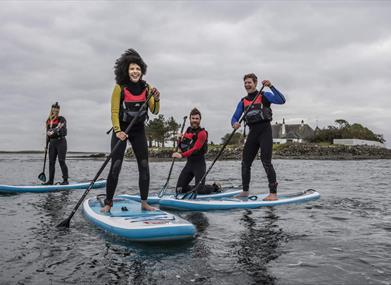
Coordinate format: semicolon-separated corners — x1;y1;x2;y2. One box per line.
121;188;242;204
83;195;196;242
0;180;106;193
159;189;320;211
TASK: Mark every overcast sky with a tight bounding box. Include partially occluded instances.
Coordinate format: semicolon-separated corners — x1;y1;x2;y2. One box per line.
0;1;390;151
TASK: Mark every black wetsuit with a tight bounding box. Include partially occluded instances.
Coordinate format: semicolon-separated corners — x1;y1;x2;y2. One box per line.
176;127;219;194
46;116;68;183
231;88;286;194
105;81;156;206
242;120;276;193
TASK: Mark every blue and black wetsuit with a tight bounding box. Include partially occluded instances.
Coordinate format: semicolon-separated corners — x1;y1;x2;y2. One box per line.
231;86;286;194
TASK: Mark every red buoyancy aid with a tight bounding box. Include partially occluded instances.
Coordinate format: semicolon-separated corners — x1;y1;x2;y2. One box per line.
47;117;59;128
242;92;272;123
120;86;148;123
46;116;67;139
243;95;263;108
179;127;208;156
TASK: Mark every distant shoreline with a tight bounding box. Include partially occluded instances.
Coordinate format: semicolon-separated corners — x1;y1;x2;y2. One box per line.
2;143;391;160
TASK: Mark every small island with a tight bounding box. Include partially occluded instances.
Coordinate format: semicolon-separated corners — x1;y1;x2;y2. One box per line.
125;118;390;160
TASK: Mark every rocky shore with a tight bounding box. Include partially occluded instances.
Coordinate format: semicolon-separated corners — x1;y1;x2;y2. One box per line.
124;143;391;160
272;143;391;160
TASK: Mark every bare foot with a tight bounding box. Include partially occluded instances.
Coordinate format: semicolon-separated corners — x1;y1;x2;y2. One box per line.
100;205;112;213
263;193;278;201
141;201;157;211
234;191;249;199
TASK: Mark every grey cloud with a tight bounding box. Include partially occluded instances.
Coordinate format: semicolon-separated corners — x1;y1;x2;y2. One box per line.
0;1;390;151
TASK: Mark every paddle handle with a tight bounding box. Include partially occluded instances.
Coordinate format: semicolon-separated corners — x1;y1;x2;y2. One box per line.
185;84;266;199
58;93;154;226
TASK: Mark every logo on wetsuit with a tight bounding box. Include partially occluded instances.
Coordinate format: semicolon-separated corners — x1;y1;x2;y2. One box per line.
243;94;273;124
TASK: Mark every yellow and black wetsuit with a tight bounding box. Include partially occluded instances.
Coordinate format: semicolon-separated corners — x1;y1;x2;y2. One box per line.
105;81;159;206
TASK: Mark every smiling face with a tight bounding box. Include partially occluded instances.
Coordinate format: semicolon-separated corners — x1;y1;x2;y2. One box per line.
190;114;201;129
128;63;142;83
244;77;257;93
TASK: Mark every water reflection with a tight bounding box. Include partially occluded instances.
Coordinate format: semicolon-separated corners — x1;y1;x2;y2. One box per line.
236;208;288;285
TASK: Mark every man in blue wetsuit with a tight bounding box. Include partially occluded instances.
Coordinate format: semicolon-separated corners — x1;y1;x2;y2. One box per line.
231;73;286;201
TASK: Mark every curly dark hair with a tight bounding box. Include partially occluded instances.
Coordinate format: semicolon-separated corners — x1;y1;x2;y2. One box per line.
114;49;148;85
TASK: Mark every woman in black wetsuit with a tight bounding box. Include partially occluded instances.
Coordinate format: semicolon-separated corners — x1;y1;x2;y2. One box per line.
43;102;69;185
101;49;160;212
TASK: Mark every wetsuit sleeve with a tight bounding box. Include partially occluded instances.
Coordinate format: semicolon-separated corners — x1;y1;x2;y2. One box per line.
181;130;207;158
263;86;286;105
147;84;160;115
111;84;122;133
231;100;244;126
57;117;67;137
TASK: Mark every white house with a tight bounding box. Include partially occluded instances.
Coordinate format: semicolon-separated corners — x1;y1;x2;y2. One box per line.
272;119;314;144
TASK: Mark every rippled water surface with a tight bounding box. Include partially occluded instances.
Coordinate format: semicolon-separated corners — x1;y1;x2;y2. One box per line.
0;153;390;284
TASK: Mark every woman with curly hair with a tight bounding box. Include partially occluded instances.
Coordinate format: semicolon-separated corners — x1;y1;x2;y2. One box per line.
101;49;160;212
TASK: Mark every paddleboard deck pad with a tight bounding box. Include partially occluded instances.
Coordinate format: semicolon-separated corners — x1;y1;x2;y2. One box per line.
159;189;320;211
0;180;107;193
83;195;196;242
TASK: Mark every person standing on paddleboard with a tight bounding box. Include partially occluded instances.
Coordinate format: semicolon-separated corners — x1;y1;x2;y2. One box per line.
172;108;222;195
101;49;160;212
231;73;286;201
43;102;69;185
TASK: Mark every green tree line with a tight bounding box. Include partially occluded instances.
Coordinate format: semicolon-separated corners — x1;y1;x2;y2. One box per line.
145;115;180;147
311;119;385;143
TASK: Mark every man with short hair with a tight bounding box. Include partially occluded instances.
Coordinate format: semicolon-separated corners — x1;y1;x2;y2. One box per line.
231;73;286;201
172;108;221;194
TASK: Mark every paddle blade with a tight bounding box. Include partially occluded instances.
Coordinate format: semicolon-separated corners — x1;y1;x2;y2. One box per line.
38;172;46;182
56;217;71;228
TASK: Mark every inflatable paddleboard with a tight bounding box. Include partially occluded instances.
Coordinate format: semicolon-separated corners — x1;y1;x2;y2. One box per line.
0;180;106;193
159;189;320;211
121;189;242;204
83;195;196;242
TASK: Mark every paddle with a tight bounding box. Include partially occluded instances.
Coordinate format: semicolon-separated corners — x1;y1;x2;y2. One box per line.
57;92;154;228
157;116;188;198
38;139;49;182
182;84;266;200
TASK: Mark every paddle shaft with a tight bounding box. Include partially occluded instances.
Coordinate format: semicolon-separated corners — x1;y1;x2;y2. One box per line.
158;116;188;197
184;85;266;199
57;93;154;227
42;139;49;172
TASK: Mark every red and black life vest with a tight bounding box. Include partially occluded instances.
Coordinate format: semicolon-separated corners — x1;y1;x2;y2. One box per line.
179;127;208;156
46;116;67;139
47;117;60;129
242;92;272;124
120;84;148;123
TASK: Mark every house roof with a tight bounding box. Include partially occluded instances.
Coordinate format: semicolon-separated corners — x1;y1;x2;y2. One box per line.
272;123;314;139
